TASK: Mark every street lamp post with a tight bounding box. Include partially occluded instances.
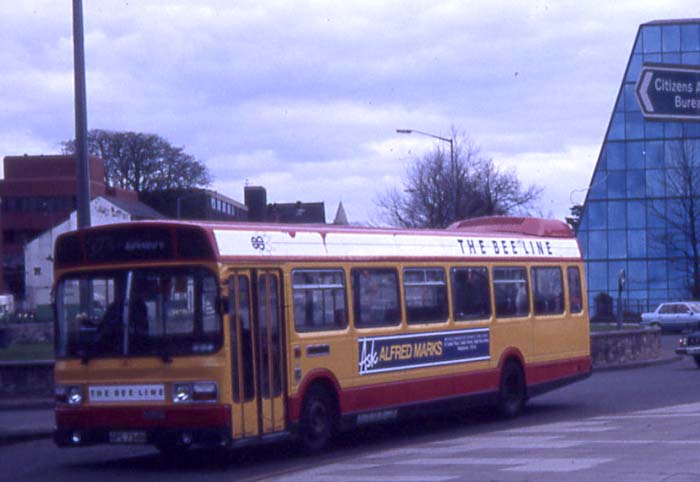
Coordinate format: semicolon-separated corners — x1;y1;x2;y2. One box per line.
396;129;456;222
72;0;91;229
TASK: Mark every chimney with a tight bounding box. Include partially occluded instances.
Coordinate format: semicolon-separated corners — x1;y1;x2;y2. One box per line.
244;186;267;222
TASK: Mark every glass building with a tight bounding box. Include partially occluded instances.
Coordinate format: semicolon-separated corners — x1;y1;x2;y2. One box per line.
577;19;700;316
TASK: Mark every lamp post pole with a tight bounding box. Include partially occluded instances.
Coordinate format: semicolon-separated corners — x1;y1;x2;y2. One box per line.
72;0;91;229
396;129;456;222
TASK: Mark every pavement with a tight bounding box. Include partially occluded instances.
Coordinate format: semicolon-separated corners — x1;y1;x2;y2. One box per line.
0;397;54;445
0;340;683;447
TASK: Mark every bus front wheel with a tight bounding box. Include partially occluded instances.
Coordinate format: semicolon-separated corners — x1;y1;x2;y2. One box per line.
300;385;336;454
498;359;526;418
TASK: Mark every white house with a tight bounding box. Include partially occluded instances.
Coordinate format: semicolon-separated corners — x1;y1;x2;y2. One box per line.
23;196;161;311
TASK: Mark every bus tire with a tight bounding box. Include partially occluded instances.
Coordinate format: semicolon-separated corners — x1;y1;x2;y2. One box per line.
300;385;336;454
498;359;526;418
694;355;700;368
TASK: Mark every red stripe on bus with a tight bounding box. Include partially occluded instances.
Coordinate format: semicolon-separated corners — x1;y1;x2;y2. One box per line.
288;355;591;422
55;404;231;429
525;356;592;385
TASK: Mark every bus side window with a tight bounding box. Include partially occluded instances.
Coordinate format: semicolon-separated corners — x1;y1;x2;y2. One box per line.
403;267;448;324
531;267;564;315
493;267;529;318
292;269;347;332
451;267;491;321
567;266;583;314
351;268;401;328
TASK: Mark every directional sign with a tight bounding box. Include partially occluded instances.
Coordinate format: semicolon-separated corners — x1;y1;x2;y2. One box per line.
635;63;700;121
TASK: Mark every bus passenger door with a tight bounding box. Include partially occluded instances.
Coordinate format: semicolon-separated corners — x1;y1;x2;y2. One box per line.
254;270;286;434
228;273;259;439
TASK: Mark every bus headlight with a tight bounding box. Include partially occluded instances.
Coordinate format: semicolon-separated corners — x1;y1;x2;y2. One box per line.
172;382;218;403
56;385;83;405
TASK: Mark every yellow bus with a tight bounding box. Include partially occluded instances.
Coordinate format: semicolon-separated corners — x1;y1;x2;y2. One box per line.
53;216;591;453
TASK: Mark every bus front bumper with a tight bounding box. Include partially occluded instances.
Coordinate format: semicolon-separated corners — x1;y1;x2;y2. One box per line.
54;404;231;448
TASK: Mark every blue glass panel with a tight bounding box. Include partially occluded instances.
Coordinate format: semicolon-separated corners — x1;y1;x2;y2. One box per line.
614;92;624;113
608;201;627;229
643;52;661;63
628;230;647;258
607;142;625;169
667;201;685;227
681;52;700;65
647;200;666;228
627;200;646;229
681;24;700;51
648;261;668;289
589;230;608;259
608;230;627;259
633;30;643;54
662;52;681;63
667;235;687;258
646;169;665;197
625;111;644;139
577;230;588;258
643;26;661;52
626;141;644;168
628;260;647;290
645;120;664;139
668;260;688;289
607;171;626;198
598;145;607;171
579;209;590;230
682;123;700;137
624;84;640;112
645;140;664;168
626;170;645;198
662;25;681;52
649;290;670;308
666;122;683;138
647;229;668;258
588;262;608;292
589;169;607;200
588;201;607;230
626;54;643;83
609;113;625;140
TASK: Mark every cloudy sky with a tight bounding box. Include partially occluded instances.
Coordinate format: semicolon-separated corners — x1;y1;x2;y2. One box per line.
1;1;699;224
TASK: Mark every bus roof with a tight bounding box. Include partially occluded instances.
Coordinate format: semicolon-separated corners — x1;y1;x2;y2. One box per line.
54;216;581;267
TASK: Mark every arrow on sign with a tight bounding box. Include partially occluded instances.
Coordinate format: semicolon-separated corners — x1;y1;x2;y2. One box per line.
637;70;654;113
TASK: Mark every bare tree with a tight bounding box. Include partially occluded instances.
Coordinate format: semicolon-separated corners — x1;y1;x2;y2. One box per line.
654;136;700;299
378;135;542;228
62;129;211;193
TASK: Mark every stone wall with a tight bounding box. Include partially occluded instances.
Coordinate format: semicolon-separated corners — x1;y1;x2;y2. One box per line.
0;322;53;346
590;327;661;369
0;361;53;397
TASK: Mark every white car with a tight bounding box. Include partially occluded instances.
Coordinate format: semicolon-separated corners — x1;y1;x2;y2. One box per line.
641;302;700;332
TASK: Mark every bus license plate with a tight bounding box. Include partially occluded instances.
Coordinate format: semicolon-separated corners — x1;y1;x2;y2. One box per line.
109;431;147;444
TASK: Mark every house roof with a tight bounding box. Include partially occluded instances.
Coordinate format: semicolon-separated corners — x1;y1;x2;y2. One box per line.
105;196;165;220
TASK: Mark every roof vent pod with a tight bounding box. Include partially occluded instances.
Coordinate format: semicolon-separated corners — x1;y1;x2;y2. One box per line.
447;216;573;238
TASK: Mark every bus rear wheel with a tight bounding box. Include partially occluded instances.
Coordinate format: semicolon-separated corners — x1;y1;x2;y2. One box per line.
693;355;700;368
300;386;336;454
498;360;526;418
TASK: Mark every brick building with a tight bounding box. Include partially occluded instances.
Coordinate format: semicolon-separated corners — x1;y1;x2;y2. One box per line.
0;154;145;299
